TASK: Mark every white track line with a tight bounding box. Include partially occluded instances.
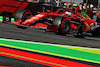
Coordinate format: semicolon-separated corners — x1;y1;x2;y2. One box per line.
0;38;100;50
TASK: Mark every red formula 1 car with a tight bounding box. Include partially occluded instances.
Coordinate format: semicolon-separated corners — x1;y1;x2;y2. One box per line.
7;5;100;38
9;8;71;36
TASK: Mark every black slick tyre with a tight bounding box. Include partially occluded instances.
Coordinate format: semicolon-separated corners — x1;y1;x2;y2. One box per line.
53;17;70;35
15;9;32;29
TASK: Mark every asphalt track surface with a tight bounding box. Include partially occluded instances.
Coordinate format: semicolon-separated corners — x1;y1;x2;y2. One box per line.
0;55;49;67
0;22;100;67
0;22;100;48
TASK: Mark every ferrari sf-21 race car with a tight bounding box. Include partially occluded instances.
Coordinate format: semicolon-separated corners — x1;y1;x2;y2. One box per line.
6;6;100;38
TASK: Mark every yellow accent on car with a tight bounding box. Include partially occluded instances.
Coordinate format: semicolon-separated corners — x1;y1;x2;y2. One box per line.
33;17;38;19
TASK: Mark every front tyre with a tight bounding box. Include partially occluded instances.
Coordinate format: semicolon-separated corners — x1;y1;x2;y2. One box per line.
15;9;32;21
53;17;70;35
74;24;86;38
15;9;32;29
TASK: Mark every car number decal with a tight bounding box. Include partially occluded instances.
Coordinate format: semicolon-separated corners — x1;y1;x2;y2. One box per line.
90;22;99;30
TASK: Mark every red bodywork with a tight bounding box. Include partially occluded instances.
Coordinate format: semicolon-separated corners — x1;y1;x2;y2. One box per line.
8;10;78;32
7;8;100;35
9;12;61;31
10;13;48;29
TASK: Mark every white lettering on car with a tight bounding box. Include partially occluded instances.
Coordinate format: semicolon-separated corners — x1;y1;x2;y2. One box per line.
36;14;44;17
90;22;99;30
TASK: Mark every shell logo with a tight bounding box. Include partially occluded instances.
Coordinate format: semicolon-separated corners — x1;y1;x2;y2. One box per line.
33;17;38;19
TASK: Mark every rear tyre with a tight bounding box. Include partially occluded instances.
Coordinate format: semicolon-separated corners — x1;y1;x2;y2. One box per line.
53;17;70;35
15;9;32;29
74;24;86;38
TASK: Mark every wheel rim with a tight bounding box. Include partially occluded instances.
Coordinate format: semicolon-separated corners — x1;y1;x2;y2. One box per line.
22;12;32;21
63;20;70;33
